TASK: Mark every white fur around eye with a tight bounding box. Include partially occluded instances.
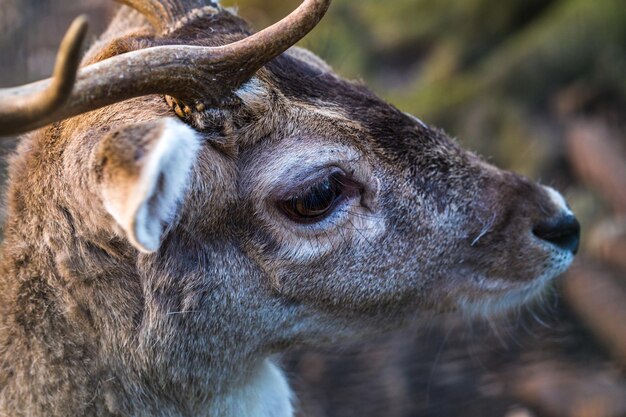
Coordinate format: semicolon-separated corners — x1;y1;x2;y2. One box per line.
104;118;200;253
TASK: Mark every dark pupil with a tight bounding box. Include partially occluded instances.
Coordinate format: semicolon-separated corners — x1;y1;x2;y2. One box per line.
285;175;341;221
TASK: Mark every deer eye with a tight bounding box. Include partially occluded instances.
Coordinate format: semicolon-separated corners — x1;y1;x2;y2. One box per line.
278;172;353;224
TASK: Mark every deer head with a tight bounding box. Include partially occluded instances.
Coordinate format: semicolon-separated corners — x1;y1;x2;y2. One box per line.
0;1;580;416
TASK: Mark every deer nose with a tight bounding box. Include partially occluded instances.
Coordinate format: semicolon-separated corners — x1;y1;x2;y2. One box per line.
532;214;580;254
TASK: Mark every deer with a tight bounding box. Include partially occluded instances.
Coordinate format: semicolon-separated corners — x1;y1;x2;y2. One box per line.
0;0;581;416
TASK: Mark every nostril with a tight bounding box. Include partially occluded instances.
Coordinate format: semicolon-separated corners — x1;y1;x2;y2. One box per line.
533;214;580;254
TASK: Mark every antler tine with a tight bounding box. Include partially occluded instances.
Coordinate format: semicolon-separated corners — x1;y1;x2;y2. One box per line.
115;0;211;34
218;0;331;88
0;0;331;137
0;16;88;137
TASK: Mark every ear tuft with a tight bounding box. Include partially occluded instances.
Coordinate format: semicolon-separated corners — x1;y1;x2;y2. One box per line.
96;118;200;253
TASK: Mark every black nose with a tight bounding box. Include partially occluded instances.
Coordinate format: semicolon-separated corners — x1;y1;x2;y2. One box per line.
533;214;580;254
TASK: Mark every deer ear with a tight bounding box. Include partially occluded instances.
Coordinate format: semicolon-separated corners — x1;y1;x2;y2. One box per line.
93;118;200;253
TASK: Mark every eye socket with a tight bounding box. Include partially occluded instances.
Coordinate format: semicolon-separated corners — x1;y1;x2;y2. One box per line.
278;172;354;224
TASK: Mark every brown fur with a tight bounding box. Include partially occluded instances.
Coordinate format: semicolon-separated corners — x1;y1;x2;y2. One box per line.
0;5;575;416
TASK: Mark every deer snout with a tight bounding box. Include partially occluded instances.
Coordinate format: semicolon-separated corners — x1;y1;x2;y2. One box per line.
533;186;580;254
533;214;580;254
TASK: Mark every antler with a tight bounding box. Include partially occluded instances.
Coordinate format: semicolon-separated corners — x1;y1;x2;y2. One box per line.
0;16;88;137
0;0;331;137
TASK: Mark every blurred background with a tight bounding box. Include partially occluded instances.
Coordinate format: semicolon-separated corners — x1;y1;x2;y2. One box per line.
1;0;625;416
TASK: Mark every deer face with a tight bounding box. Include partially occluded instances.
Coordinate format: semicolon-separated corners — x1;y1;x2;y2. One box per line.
2;0;579;352
224;55;579;321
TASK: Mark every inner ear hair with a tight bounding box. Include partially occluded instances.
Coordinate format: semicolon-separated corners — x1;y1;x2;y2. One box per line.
92;117;200;253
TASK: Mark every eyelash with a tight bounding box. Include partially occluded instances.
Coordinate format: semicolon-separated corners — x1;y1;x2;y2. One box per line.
277;172;360;224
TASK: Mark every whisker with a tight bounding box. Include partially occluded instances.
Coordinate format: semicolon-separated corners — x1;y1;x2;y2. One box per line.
166;310;200;316
471;212;496;246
